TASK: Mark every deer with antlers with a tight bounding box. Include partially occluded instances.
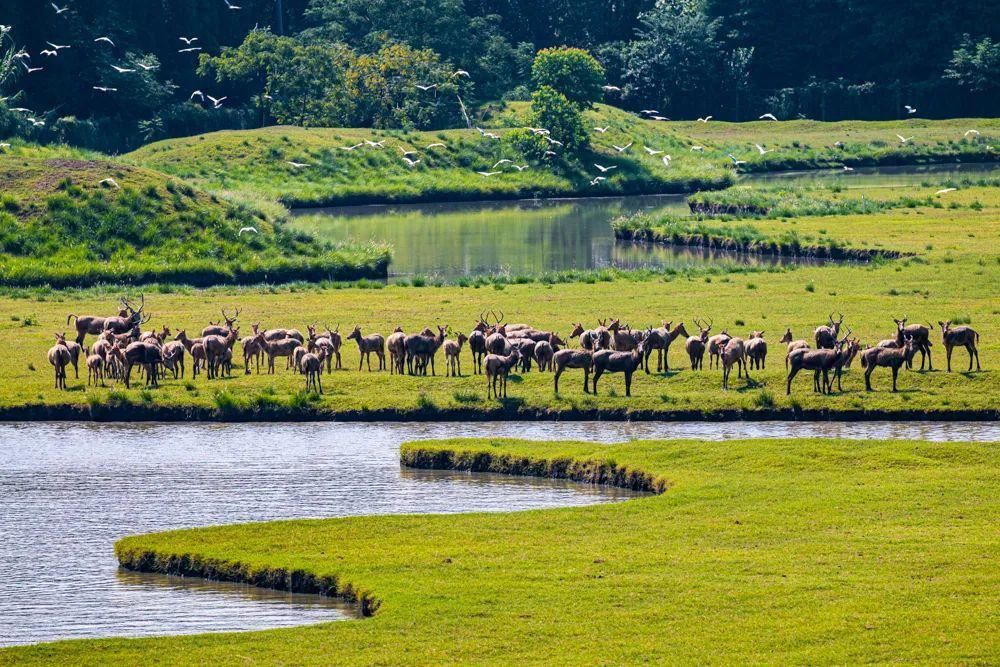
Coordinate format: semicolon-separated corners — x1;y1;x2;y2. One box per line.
485;348;520;399
861;334;918;392
814;313;845;349
786;330;853;395
642;321;688;373
67;294;145;346
202;308;241;338
685;319;712;370
47;333;72;390
484;311;510;355
938;321;981;372
405;325;447;376
347;326;386;372
592;343;645;396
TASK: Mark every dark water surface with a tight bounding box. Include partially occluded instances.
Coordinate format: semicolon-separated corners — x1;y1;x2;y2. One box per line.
2;420;998;647
289;163;998;280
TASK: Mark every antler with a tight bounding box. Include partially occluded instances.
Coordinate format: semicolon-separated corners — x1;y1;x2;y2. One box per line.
706;317;713;329
140;311;152;325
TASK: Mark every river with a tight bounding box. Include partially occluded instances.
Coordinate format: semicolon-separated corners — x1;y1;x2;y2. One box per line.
2;420;998;647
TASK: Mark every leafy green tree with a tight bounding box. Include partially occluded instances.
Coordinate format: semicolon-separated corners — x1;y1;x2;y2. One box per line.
198;30;301;92
268;43;356;126
530;85;587;152
945;35;1000;93
531;47;605;108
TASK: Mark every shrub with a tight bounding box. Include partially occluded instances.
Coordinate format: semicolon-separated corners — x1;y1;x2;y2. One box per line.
531;47;606;109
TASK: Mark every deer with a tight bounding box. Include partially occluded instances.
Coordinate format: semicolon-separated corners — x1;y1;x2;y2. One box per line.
484;310;510;355
444;332;468;377
861;334;917;392
386;327;407;375
891;316;933;371
262;326;305;344
570;321;610;351
469;315;490;374
685;319;711;370
123;341;162;389
86;353;105;387
202;327;239;379
814;312;845;349
485;348;520;399
553;349;594;394
241;329;265;375
202;307;241;338
175;330;208;377
67;294;144;345
643;321;688;373
534;339;554;372
347;326;386;372
592;343;644;396
786;330;852;395
745;331;767;370
938;321;980;372
707;326;732;370
300;350;325;394
780;328;810;368
105;341;127;381
58;337;83;380
140;324;171;344
511;338;536;372
292;344;308;374
405;325;447;376
48;333;72;390
160;339;186;379
720;337;749;391
607;319;643;352
255;334;302;374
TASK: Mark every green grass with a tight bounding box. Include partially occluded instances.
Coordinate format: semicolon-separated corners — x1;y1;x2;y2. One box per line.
0;150;390;287
126;104;999;207
5;436;998;663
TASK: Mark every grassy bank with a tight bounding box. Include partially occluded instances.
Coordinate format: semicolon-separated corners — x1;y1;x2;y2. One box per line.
0;186;996;418
5;436;999;663
126;105;998;207
0;143;390;287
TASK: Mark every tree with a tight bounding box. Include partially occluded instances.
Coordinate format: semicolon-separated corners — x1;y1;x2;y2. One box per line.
531;47;605;109
945;35;1000;93
531;85;587;152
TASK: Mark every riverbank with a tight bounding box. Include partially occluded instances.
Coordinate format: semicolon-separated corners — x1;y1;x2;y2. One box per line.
127;105;998;208
5;435;998;663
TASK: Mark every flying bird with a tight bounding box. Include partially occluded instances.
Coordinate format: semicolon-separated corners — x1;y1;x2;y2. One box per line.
425;142;446;149
286;161;310;168
40;49;58;57
416;84;437;91
340;143;363;151
178;47;202;53
111;65;136;73
452;70;469;78
483;132;500;140
589;176;606;185
594;126;609;133
402;157;421;168
9;108;31;113
22;63;43;73
754;144;773;155
546;137;562;146
690;146;705;152
602;85;621;92
640;110;658;115
179;37;199;45
137;63;157;71
207;95;226;108
93;86;117;92
238;226;258;236
94;37;115;46
697;116;713;123
364;139;385;148
935;188;957;195
842;165;854;172
593;164;616;173
493;159;512;169
47;42;70;50
904;105;917;114
51;3;69;14
189;90;205;101
612;142;632;153
399;147;417;156
896;134;914;144
223;0;241;9
643;146;663;155
543;150;557;157
661;155;672;167
759;113;778;121
512;164;529;171
651;116;669;121
477;171;501;177
727;153;747;166
964;129;980;137
98;178;120;188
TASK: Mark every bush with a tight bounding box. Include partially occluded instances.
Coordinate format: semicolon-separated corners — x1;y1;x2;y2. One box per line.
531;47;606;109
530;86;588;152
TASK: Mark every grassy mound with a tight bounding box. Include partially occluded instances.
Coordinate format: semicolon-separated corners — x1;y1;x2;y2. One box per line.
126;105;998;207
6;436;997;663
0;147;390;287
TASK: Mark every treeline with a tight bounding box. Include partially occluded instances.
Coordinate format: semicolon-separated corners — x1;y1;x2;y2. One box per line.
1;0;997;151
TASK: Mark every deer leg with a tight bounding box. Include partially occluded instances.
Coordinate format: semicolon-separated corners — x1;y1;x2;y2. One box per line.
946;345;953;372
553;367;562;394
583;368;590;394
592;369;601;395
864;367;873;391
786;366;799;395
625;371;632;397
892;365;899;392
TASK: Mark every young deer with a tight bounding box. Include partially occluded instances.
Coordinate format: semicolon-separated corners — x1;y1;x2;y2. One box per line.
347;326;386;372
48;333;72;390
684;319;711;370
861;335;917;392
938;321;981;372
86;353;105;387
707;328;731;370
592;343;644;396
485;348;520;399
720;337;749;391
444;332;468;377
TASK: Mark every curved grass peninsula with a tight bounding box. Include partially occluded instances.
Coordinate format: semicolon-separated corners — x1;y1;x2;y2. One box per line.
4;436;998;664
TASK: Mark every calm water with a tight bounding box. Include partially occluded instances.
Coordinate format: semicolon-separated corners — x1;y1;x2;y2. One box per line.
290;162;998;280
2;420;998;647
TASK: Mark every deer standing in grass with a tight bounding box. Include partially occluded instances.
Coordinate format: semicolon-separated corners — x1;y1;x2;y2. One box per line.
202;308;241;337
553;349;593;394
815;313;845;349
720;337;749;391
161;339;186;379
300;350;325;394
592;343;644;396
781;328;810;369
534;334;562;372
891;317;933;371
347;326;386;371
861;335;917;392
745;331;767;370
707;327;731;370
938;321;980;372
469;316;490;374
253;334;302;374
786;331;852;395
405;325;446;375
444;332;468;377
386;327;407;375
67;294;145;345
202;328;239;379
322;324;343;370
86;353;105;387
684;319;711;370
485;348;520;399
48;333;72;390
643;321;688;373
123;341;162;389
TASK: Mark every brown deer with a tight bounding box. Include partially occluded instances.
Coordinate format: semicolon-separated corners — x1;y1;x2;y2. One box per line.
202;328;239;379
534;339;554;371
48;333;72;390
861;335;917;392
781;328;810;369
262;326;305;344
347;326;386;371
512;338;536;372
592;343;644;396
444;332;468;377
140;324;171;344
59;337;83;380
67;294;145;345
643;321;688;373
815;312;845;349
608;319;643;352
86;353;105;387
938;321;980;372
745;331;767;370
405;325;447;375
160;339;186;379
786;331;852;395
241;330;265;375
386;327;407;375
123;341;162;389
485;348;520;399
484;311;510;355
891;317;933;370
469;315;490;374
553;348;594;394
202;307;241;337
707;327;732;370
685;319;711;370
255;334;302;374
300;350;325;394
720;337;749;391
175;330;208;377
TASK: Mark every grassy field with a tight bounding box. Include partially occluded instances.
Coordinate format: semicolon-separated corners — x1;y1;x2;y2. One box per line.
126;104;998;207
0;142;390;287
0;182;996;418
5;436;998;664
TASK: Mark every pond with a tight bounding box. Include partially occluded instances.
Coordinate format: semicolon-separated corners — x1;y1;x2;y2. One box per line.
289;162;998;281
2;420;998;647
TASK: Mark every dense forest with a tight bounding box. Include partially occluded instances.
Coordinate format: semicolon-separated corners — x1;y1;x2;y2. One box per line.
1;0;997;151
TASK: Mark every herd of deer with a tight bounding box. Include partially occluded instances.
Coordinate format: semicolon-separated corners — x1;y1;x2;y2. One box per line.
48;299;983;401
